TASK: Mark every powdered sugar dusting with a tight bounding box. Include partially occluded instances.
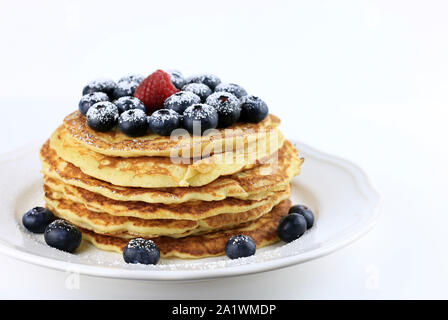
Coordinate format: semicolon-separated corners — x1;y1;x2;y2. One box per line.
166;70;186;89
27;207;45;216
119;109;147;122
86;102;119;123
183;104;216;120
228;234;253;246
86;78;116;88
187;74;221;89
206;91;241;115
116;80;138;91
115;96;145;114
118;75;145;84
182;83;212;100
46;219;78;233
82;78;117;95
150;109;179;123
80;92;109;103
126;238;157;250
215;83;248;98
166;91;200;105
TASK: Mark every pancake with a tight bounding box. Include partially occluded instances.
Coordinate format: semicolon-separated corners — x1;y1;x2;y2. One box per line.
79;199;291;258
43;186;291;238
44;177;291;220
40;140;302;204
63;110;281;158
50;125;284;188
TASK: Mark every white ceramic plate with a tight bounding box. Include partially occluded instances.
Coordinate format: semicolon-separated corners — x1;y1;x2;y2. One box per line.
0;139;380;281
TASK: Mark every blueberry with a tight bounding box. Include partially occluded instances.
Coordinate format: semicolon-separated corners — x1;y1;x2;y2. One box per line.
118;109;148;137
22;207;55;234
78;92;109;116
240;95;269;123
86;102;119;132
299;210;314;229
225;235;256;259
44;219;82;253
123;238;160;265
148;109;181;136
112;80;139;100
277;213;307;243
205;92;241;128
115;96;146;114
214;83;247;98
289;205;314;229
82;79;116;97
118;75;145;84
167;70;186;90
188;74;221;90
164;91;201;114
182;83;212;102
182;104;218;135
288;204;309;213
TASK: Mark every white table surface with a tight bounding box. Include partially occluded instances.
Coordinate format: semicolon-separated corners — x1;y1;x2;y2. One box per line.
0;0;447;299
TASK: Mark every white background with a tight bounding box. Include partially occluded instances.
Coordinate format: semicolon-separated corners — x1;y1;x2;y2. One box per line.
0;0;447;299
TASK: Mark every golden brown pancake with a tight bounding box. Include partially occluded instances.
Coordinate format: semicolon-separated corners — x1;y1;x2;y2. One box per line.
50;125;284;188
44;174;290;221
40;140;301;204
44;189;289;238
79;199;291;258
63;110;281;158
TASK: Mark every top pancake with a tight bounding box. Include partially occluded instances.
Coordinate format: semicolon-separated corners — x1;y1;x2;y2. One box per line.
63;111;281;158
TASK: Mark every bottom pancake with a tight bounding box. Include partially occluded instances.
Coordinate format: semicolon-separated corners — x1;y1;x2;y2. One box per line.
80;199;291;259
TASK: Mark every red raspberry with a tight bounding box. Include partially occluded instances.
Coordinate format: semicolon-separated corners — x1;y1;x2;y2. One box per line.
134;70;179;113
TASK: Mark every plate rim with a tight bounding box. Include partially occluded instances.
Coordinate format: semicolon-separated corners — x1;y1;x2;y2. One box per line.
0;139;382;281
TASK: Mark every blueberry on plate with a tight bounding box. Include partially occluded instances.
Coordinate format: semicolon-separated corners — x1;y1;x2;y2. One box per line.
187;74;221;90
112;80;139;100
205;92;241;128
164;91;201;114
182;104;218;135
78;92;109;116
147;109;181;136
118;74;145;84
82;79;117;97
182;83;212;102
240;95;269;123
118;109;148;137
166;70;186;90
225;235;256;259
44;219;82;253
214;83;247;98
22;207;55;234
123;238;160;265
114;96;146;114
86;102;119;132
288;204;308;213
277;213;307;243
289;205;314;229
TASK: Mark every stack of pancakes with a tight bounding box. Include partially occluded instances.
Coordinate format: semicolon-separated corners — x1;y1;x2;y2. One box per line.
40;111;303;258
